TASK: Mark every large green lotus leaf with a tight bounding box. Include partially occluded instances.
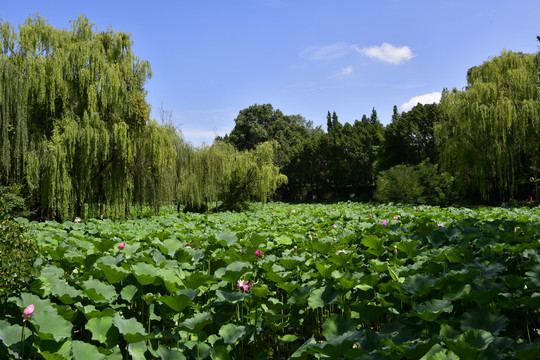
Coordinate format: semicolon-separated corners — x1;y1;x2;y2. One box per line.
51;281;85;304
460;308;508;335
470;262;506;279
418;343;458;360
361;235;384;250
216;289;249;303
264;270;287;284
402;274;437;295
38;339;72;360
214;261;252;283
177;312;213;334
32;309;74;341
444;329;495;360
525;264;540;287
181;271;213;289
397;240;422;258
0;320;31;350
76;304;115;320
82;278;118;304
308;285;340;309
275;235;292;245
155;238;183;257
279;256;303;270
251;284;274;298
157;344;187;360
426;231;447;249
131;263;159;286
443;283;472;301
514;342;540;360
216;230;238;247
159;289;198;312
112;314;150;343
315;262;337;279
329;251;352;267
249;233;266;247
127;341;148;360
288;284;314;305
92;238;117;253
85;316;118;346
290;336;317;359
37;265;65;297
441;227;463;241
158;268;184;293
219;323;247;344
312;240;334;255
412;299;453;322
97;256;129;284
64;249;85;265
71;340;106;360
322;316;360;346
120;285;140;302
276;281;299;293
209;345;231;360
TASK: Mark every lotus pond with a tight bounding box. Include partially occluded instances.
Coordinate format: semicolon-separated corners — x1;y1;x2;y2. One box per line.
1;202;539;359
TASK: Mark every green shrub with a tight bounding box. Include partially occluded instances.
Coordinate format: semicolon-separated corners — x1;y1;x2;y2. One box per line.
0;186;30;220
374;164;423;203
374;163;456;204
0;220;40;302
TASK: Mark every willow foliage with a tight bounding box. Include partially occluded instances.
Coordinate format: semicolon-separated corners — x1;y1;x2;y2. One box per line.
133;121;179;215
437;50;540;199
0;15;152;219
176;141;286;212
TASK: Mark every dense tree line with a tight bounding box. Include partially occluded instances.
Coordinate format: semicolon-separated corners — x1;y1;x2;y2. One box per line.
1;15;538;220
225;47;539;204
0;15;286;220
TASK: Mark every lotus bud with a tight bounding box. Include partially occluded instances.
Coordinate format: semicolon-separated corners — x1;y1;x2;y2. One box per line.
22;304;34;322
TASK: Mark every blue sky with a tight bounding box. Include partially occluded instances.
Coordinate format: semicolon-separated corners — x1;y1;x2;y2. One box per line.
1;1;539;146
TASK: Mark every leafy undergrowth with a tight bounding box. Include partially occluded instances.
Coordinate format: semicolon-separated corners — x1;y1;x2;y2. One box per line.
1;203;539;359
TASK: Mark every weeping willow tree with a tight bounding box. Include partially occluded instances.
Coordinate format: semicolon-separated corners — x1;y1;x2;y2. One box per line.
177;140;287;212
0;15;152;219
219;140;287;211
437;50;540;200
132;121;180;215
177;141;234;212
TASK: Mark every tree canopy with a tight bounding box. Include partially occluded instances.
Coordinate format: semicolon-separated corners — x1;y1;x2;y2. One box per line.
0;15;152;219
437;50;540;200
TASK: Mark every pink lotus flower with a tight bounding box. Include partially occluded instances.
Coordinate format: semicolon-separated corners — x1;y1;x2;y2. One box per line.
332;225;337;230
74;217;81;223
255;249;262;258
237;279;252;292
118;242;125;250
393;216;399;220
337;250;349;255
332;209;335;211
22;304;34;322
382;220;389;226
185;245;192;249
438;223;444;227
369;214;372;218
291;209;296;214
393;246;398;256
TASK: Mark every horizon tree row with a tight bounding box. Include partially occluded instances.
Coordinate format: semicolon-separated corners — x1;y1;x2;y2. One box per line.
0;15;286;221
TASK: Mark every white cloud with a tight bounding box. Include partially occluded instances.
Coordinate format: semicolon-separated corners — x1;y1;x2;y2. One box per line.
400;92;442;112
354;43;414;64
329;65;353;79
301;43;353;60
